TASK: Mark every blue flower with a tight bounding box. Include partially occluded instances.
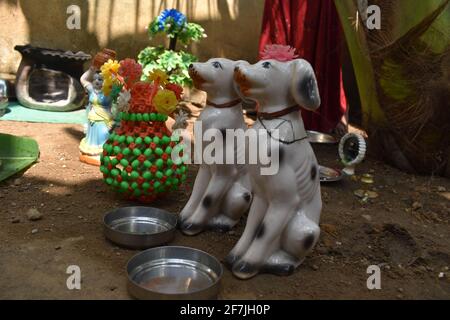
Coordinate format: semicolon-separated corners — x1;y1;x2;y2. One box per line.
157;21;165;31
158;9;186;28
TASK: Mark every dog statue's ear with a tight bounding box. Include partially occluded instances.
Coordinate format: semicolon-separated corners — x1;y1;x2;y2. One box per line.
233;60;252;102
290;59;321;110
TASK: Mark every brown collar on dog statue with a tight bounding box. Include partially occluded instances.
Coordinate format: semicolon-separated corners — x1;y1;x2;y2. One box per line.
258;104;301;120
207;99;242;109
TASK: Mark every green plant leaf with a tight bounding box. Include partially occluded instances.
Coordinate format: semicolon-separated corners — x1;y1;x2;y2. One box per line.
148;20;163;38
180;51;198;69
164;18;186;38
157;50;183;72
0;133;40;182
178;23;207;45
138;46;165;66
138;13;205;88
141;63;158;81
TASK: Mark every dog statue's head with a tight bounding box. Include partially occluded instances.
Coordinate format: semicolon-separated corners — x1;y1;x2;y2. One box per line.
234;59;321;111
189;58;249;100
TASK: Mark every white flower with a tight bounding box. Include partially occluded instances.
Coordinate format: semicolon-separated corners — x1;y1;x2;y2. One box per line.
172;110;189;130
117;90;131;112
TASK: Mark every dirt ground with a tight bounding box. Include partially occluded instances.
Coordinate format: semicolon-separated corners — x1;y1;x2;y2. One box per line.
0;118;449;300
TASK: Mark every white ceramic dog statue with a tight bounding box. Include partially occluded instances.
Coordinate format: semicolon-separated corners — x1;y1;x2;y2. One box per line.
227;58;322;279
179;58;252;235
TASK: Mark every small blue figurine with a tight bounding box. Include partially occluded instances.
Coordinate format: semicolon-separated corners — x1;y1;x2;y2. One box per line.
79;49;116;165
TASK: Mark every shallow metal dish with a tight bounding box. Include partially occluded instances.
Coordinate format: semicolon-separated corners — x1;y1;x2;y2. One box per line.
104;207;177;249
127;246;223;300
319;166;345;182
307;131;338;144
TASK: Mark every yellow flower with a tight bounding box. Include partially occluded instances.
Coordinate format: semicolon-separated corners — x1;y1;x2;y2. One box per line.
102;78;113;96
153;89;178;115
149;69;169;85
101;59;120;78
100;59;120;96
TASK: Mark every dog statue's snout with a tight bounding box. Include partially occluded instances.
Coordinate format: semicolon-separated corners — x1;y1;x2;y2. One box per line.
189;64;195;70
234;66;240;73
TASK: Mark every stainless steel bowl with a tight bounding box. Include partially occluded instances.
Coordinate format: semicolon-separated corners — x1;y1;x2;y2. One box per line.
104;207;177;249
307;131;338;144
127;246;223;300
319;166;345;182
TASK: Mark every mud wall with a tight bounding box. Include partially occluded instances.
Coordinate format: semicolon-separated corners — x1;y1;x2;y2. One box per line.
0;0;264;74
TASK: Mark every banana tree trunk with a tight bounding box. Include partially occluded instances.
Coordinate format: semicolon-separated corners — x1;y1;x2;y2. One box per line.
335;0;450;177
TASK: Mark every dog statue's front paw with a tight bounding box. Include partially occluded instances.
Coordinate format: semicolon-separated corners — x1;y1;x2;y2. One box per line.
180;221;204;236
177;216;187;229
223;253;240;269
208;215;238;233
261;263;296;276
261;250;300;276
178;206;194;221
231;260;260;280
211;224;232;233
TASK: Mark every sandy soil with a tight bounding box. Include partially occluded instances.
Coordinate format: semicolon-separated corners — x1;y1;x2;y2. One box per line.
0;119;449;300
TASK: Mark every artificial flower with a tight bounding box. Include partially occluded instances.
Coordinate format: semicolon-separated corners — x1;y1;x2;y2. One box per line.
165;83;183;100
102;77;113;96
130;82;154;113
260;45;299;62
110;83;123;101
101;59;120;96
158;9;186;30
172;110;189;130
153;89;178;115
119;59;143;88
117;89;131;112
149;69;169;85
101;59;120;78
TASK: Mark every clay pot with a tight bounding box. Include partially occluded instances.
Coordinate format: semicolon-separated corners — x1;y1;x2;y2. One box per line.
92;49;117;70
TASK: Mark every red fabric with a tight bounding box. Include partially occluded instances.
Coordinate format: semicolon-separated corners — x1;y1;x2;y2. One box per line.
259;0;347;133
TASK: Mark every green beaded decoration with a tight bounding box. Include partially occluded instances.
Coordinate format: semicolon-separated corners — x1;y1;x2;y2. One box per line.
100;112;187;203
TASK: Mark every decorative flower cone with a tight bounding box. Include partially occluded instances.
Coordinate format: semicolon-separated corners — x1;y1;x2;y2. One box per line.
99;59;187;203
